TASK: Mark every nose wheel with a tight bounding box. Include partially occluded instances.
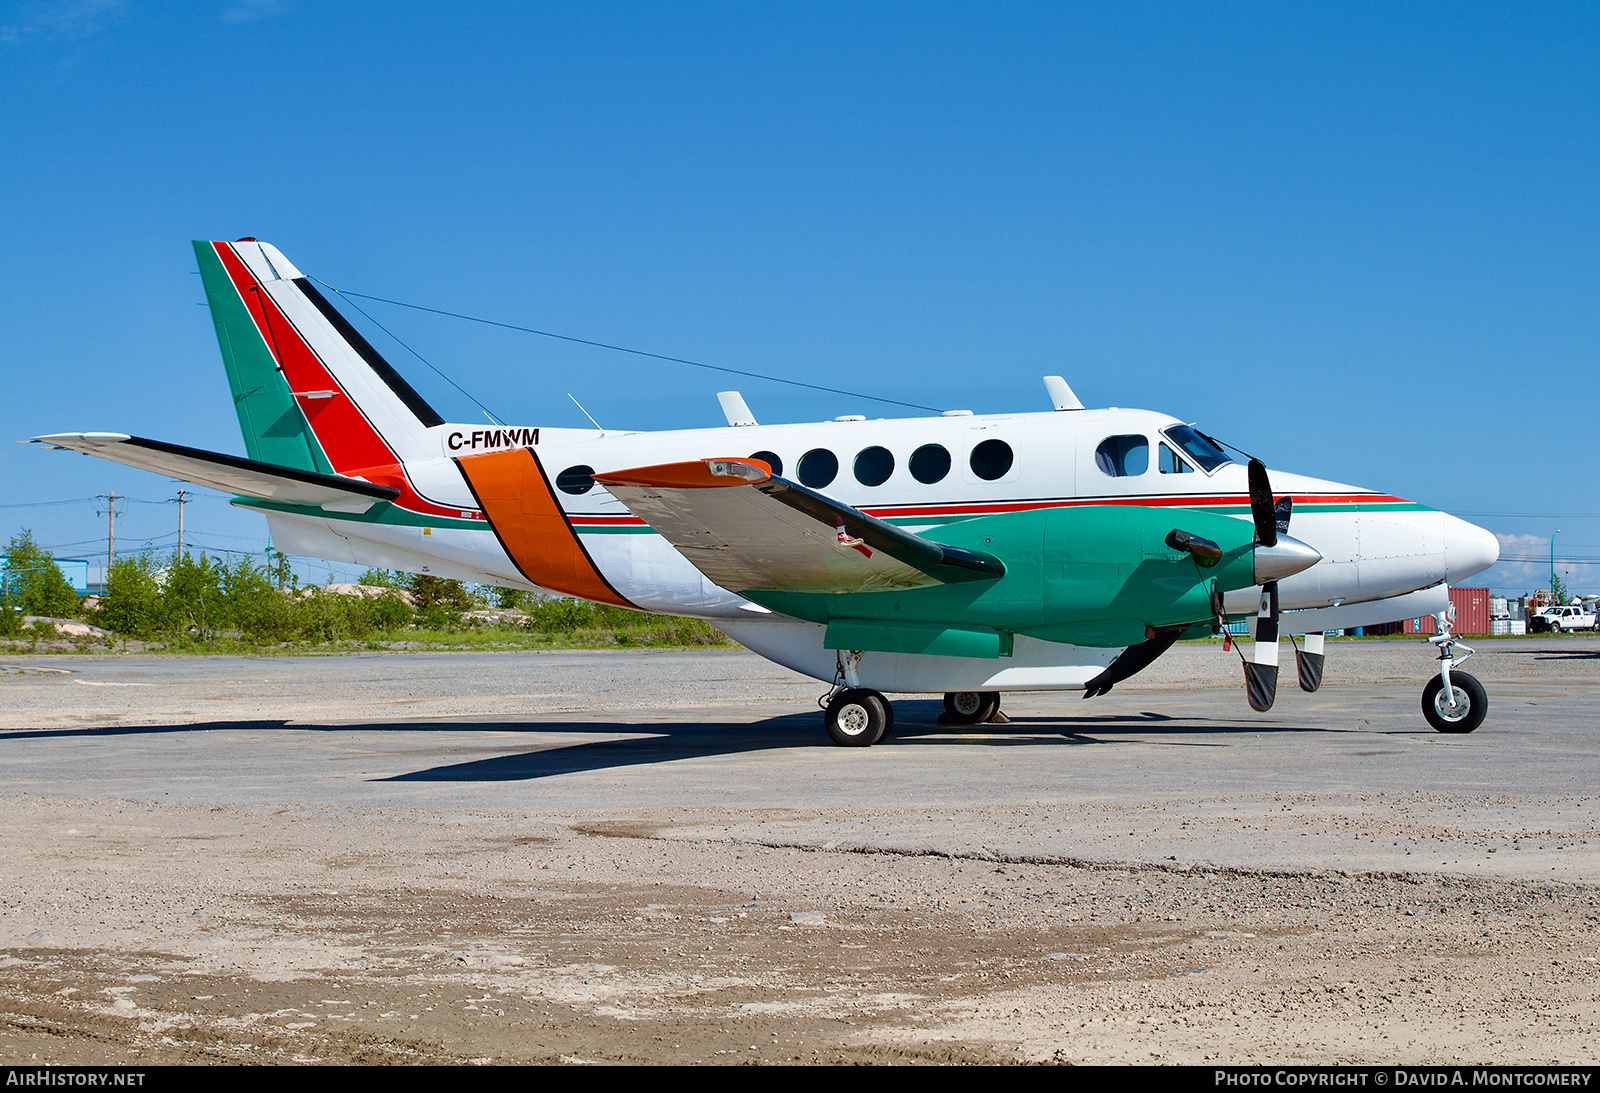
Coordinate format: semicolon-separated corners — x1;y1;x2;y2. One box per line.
1423;621;1487;733
1423;672;1486;733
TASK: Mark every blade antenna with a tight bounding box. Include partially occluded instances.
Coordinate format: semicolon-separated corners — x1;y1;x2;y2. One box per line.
568;393;605;435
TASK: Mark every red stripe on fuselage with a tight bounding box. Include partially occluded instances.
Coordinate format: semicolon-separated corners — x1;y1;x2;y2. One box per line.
212;243;470;520
564;493;1409;528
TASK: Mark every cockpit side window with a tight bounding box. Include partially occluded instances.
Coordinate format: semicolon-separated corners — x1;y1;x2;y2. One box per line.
1095;435;1149;477
1162;425;1233;473
1159;443;1193;474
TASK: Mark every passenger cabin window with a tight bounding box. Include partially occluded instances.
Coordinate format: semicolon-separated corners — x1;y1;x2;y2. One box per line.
798;448;838;488
1159;443;1193;474
910;443;951;484
749;450;782;477
556;465;596;494
854;446;894;486
970;439;1013;481
1095;435;1149;477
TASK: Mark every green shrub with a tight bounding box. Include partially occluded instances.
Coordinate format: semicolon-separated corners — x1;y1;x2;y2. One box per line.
3;530;80;619
97;553;165;636
492;586;529;611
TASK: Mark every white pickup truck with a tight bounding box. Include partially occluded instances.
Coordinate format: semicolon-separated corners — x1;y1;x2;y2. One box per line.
1537;605;1598;632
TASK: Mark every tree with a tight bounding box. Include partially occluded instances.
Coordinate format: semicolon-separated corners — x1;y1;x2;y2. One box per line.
3;530;80;619
97;553;164;636
492;586;529;610
405;573;472;628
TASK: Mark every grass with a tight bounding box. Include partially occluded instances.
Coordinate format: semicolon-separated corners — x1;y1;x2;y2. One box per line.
0;614;738;656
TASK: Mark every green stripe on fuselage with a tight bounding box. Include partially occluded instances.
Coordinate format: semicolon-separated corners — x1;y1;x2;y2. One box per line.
236;498;484;532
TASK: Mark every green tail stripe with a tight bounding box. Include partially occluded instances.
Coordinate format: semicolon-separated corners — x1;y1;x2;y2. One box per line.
193;241;334;475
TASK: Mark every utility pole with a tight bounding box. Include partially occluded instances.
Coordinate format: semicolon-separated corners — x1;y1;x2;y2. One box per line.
1551;529;1561;601
171;490;193;560
97;493;121;590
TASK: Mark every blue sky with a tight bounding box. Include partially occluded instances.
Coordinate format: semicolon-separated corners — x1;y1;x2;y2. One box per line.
2;1;1596;595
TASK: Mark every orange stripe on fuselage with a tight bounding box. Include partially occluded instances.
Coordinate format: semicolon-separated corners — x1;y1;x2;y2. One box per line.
454;447;634;609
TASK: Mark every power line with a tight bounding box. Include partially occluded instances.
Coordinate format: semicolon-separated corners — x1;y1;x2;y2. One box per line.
313;280;946;414
1458;512;1600;519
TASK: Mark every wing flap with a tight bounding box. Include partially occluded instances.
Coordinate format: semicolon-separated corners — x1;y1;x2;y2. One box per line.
31;433;400;509
593;458;1004;595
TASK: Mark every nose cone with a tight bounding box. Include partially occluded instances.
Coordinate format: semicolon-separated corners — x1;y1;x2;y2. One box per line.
1443;515;1499;584
1254;533;1323;584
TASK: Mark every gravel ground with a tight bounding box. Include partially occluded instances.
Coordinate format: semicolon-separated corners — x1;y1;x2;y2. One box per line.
0;637;1596;1065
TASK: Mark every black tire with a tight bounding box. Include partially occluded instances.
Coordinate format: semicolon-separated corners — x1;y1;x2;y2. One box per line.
943;691;1000;725
1422;672;1487;734
1551;622;1563;633
826;689;889;747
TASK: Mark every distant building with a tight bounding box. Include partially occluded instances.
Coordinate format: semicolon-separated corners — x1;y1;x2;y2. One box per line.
0;557;89;595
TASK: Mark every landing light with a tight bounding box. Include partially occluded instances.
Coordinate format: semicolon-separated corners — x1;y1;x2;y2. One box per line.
704;459;766;481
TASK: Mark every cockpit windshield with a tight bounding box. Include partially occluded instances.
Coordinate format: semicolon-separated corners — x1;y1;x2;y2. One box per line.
1162;425;1234;473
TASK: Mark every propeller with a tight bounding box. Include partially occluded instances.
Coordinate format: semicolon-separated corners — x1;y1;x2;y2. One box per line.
1244;459;1321;711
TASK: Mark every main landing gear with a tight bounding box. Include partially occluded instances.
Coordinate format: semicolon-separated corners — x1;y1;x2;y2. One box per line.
942;691;1004;725
820;651;1016;746
824;688;892;746
1422;617;1487;734
822;650;895;747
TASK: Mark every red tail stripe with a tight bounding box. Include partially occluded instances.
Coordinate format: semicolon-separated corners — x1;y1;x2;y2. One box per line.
212;243;469;521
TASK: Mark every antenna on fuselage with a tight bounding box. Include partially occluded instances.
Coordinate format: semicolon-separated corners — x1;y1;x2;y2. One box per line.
567;393;606;435
1043;376;1084;411
717;391;758;427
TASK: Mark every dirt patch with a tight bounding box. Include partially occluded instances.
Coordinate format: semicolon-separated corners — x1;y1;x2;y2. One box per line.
1;799;1597;1065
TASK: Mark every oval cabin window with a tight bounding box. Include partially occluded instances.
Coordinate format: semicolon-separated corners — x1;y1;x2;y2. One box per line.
797;448;839;488
556;464;596;495
969;439;1013;481
853;446;894;486
910;443;951;484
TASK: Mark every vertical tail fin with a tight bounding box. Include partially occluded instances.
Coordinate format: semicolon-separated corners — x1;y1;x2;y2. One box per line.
194;239;444;476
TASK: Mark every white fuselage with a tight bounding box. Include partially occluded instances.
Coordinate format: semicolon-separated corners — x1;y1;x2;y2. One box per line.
253;406;1500;692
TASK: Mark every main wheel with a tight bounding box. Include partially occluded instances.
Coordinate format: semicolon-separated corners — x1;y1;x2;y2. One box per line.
943;691;1000;724
826;689;890;747
1422;672;1487;734
1551;621;1563;633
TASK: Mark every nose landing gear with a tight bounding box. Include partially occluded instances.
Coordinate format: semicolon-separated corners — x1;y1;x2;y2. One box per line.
1422;618;1486;733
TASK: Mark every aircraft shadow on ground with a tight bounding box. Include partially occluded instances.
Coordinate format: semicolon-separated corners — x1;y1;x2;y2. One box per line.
382;702;1335;782
0;704;1338;784
1499;648;1600;661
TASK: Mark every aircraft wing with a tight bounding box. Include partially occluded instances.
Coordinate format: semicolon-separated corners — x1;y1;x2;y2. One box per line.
594;458;1004;595
31;433;400;510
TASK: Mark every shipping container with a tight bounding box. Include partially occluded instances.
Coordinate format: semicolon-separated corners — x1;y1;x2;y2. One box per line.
1405;587;1491;636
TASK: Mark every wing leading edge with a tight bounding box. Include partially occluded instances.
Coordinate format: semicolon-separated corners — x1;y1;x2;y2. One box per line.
594;458;1004;595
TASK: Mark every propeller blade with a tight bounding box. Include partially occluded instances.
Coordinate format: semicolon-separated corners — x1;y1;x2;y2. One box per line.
1247;459;1277;547
1275;495;1293;536
1296;631;1325;693
1245;580;1280;712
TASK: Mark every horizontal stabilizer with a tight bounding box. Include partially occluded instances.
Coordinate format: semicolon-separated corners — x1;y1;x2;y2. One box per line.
594;458;1004;595
31;433;400;510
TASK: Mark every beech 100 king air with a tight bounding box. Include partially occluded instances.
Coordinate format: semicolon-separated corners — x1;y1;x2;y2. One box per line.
33;239;1502;742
